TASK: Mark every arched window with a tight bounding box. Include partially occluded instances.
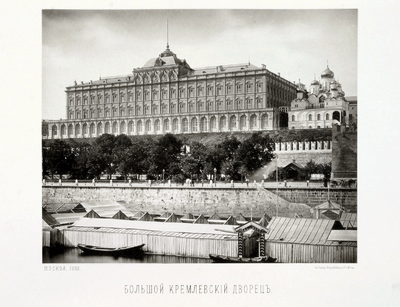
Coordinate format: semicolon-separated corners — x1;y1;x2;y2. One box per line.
173;119;178;132
240;115;246;130
317;114;321;120
52;125;57;136
308;114;312;121
120;121;126;133
75;124;81;135
128;121;134;134
326;113;330;120
191;117;198;132
112;122;118;134
333;111;340;122
163;119;169;131
145;120;151;133
90;123;95;134
210;116;216;131
97;123;102;135
154;119;160;132
61;124;66;136
137;121;142;132
200;117;207;132
250;115;257;129
220;116;227;130
68;124;73;137
82;123;87;135
182;118;188;132
230;116;236;129
105;122;110;134
292;115;295;122
262;114;268;128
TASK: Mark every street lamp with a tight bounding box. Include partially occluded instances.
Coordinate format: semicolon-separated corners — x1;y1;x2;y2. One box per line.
214;168;217;187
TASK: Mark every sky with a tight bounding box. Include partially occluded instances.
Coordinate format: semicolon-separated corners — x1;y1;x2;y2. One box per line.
42;9;357;120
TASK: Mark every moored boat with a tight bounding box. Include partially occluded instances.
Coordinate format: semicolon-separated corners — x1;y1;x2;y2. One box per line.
77;243;145;258
209;254;277;263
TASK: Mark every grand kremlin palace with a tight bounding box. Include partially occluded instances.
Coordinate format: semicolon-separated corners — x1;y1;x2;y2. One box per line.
43;45;297;139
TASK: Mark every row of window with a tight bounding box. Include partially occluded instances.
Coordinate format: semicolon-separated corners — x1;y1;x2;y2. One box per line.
291;111;341;122
53;114;269;135
291;125;331;129
68;83;295;106
68;99;265;119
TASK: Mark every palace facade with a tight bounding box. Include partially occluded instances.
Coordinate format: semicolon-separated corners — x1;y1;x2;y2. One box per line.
43;45;297;139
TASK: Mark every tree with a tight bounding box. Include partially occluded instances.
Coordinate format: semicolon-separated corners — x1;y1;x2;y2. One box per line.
236;133;275;175
148;134;182;177
304;160;319;180
113;134;132;180
70;141;92;179
87;134;116;179
46;139;75;179
42;140;50;178
123;138;151;179
320;162;332;183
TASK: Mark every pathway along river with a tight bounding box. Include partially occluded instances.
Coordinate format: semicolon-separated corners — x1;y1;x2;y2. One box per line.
43;247;211;263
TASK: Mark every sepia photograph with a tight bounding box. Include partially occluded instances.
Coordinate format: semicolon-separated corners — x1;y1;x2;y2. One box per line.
2;2;400;306
42;9;357;264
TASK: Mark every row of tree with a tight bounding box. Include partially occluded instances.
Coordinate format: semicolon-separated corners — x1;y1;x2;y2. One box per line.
42;133;276;182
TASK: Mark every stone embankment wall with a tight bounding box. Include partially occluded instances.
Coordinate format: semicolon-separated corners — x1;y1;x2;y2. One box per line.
42;186;357;218
275;188;357;211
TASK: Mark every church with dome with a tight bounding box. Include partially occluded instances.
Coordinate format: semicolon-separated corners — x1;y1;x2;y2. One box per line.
288;65;351;130
43;44;298;139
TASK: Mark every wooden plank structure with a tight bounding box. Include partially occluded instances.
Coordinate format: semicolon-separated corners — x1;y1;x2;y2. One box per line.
81;202;135;219
58;218;239;258
208;213;225;224
193;214;208;224
235;213;248;225
80;201;135;219
180;213;195;223
224;216;239;225
313;200;344;220
42;209;59;228
264;217;357;263
340;213;357;229
43;203;85;214
52;212;86;225
235;221;270;258
130;211;146;220
137;212;153;221
258;214;272;227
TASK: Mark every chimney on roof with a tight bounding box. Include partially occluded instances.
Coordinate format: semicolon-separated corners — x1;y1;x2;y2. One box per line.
261;64;266;69
278;73;280;77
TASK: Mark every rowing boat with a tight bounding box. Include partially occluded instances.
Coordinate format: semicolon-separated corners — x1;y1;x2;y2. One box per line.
209;254;277;263
77;243;145;258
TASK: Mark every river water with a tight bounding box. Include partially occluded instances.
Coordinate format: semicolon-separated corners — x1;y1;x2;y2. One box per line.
43;247;211;263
